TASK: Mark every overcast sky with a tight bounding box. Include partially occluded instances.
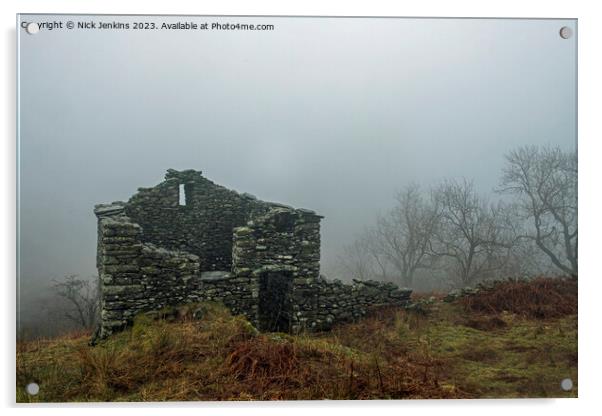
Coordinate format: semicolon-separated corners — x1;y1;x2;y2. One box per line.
18;16;576;296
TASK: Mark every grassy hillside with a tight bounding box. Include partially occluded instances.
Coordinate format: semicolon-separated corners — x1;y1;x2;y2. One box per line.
17;277;577;401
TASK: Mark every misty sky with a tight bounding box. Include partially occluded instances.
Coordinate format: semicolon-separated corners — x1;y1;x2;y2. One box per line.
18;16;576;295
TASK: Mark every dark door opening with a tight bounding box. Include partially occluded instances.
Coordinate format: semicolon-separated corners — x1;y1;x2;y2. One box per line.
258;271;293;332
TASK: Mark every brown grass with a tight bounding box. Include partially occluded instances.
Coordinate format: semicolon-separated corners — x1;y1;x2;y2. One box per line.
411;291;447;301
460;277;577;319
461;315;508;331
221;314;465;400
16;303;466;401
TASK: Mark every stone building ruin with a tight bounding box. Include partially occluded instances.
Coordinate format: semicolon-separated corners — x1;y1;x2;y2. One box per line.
94;169;411;340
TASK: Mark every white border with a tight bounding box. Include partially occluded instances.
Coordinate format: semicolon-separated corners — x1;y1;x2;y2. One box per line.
2;1;601;415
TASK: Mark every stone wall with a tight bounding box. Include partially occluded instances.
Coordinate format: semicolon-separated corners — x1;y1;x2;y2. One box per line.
231;207;323;332
125;169;271;271
313;278;412;330
95;204;200;338
93;169;412;341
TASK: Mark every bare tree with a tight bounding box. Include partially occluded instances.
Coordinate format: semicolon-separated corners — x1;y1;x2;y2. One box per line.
338;184;440;287
51;274;100;330
499;145;577;277
431;179;511;286
338;227;390;282
373;184;440;287
361;227;391;281
338;236;376;282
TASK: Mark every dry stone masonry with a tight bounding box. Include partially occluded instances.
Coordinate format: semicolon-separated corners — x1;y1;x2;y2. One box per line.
94;169;411;341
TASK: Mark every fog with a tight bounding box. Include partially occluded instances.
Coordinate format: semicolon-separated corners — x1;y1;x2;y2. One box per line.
18;16;576;318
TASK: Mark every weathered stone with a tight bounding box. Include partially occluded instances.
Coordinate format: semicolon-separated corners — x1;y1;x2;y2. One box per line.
200;271;232;281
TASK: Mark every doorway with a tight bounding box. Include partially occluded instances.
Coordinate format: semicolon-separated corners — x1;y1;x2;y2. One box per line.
258;271;294;332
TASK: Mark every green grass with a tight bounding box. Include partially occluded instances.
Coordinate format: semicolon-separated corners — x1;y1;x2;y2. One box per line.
16;297;577;402
418;303;577;398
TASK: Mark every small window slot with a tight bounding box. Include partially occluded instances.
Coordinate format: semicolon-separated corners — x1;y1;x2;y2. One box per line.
179;184;186;206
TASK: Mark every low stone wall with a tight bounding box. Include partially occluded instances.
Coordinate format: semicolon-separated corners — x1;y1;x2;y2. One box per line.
189;271;259;323
313;278;412;330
